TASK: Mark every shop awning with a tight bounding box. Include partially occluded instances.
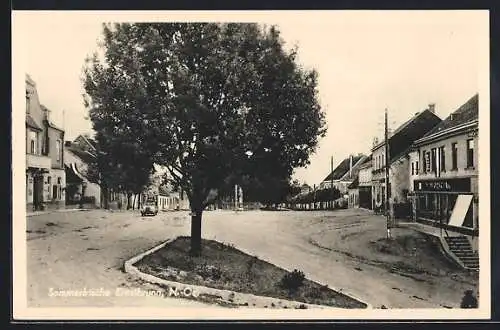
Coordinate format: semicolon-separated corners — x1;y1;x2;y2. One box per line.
448;194;473;227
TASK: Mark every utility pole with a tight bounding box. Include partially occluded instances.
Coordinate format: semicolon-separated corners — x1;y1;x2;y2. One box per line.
330;156;334;210
385;108;392;239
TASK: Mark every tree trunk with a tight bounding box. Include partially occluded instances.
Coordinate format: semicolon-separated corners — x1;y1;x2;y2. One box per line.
189;193;203;256
190;209;203;256
102;186;109;209
127;193;132;210
132;194;136;210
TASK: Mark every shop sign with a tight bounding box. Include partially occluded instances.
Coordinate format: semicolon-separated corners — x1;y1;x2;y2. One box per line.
414;178;471;192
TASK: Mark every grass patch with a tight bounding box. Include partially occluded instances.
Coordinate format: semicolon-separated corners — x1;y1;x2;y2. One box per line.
134;236;366;308
369;233;462;276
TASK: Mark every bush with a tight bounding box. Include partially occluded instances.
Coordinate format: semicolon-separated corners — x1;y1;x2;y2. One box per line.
279;269;305;291
195;263;222;280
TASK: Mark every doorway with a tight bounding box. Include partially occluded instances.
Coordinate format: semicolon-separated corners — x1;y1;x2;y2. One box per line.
33;174;44;210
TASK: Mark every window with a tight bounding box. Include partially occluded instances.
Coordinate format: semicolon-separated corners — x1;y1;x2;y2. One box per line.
422;150;426;173
29;131;37;154
411;162;414;175
467;139;474;168
57;177;61;184
53;185;58;200
424;151;431;173
415;161;419;175
47;176;51;184
439;146;445;172
431;148;437;173
451;142;458;169
56;140;61;161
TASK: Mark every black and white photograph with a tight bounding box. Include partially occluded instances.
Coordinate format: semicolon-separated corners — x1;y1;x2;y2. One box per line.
12;10;490;320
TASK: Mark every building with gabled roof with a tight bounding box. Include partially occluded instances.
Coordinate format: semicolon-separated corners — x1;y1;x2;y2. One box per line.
409;94;479;256
319;153;368;195
64;136;102;208
25;74;66;211
371;105;441;212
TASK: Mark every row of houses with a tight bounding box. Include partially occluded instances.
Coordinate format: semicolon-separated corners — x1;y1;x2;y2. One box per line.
327;94;479;249
25;74;189;213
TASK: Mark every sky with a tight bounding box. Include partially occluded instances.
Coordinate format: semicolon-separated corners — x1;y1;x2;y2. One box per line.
14;11;488;186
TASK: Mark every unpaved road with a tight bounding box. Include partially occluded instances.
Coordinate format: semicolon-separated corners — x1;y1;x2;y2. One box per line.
23;208;477;309
25;209;207;308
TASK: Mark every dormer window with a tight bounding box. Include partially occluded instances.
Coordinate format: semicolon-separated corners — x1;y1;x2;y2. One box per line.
26;90;30;114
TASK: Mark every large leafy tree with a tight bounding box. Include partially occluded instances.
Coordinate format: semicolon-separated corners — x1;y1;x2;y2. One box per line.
240;175;299;208
83;23;326;255
87;132;153;209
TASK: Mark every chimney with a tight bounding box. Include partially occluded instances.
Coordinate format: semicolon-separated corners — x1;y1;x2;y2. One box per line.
428;103;436;114
349;155;353;178
43;107;51;121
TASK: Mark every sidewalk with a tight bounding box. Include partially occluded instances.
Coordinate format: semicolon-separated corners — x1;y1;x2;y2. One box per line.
26;208;91;217
397;221;460;238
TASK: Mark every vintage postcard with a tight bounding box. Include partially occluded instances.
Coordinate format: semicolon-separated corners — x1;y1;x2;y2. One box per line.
11;10;491;320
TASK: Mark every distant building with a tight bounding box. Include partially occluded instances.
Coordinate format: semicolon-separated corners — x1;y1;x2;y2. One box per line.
320;154;368;195
64;134;141;210
347;177;360;209
371;106;441;212
357;155;373;209
147;167;190;211
157;190;190;211
64;135;101;208
25;74;66;211
410;94;479;250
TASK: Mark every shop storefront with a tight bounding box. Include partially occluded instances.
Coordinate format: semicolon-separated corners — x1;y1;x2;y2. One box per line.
414;177;477;232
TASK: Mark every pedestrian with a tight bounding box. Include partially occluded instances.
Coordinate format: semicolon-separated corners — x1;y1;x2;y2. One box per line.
460;290;478;308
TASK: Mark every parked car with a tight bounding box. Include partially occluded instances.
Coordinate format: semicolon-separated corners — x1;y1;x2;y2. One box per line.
141;202;158;216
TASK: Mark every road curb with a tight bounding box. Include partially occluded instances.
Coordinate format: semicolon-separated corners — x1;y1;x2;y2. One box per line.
124;237;371;309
